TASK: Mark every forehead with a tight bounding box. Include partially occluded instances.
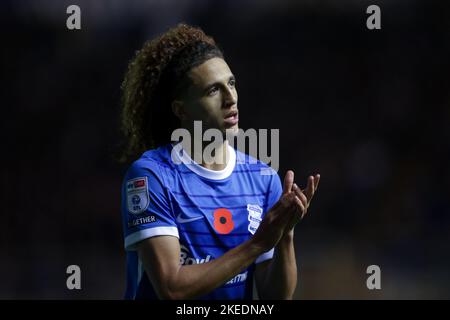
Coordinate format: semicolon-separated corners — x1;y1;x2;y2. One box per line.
187;57;232;87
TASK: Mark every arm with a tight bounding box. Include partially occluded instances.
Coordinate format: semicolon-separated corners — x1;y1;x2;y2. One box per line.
255;172;320;300
255;231;297;299
137;235;263;300
137;193;295;300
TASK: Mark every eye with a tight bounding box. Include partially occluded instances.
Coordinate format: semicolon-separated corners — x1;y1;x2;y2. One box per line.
228;79;236;87
208;86;219;96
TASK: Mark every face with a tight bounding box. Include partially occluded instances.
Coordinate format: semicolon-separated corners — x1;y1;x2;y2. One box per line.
173;57;239;135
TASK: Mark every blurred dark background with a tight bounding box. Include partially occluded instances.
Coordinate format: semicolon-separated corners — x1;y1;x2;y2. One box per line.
1;0;449;299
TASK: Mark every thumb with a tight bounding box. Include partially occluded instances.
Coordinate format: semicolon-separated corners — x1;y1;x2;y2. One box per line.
283;170;294;194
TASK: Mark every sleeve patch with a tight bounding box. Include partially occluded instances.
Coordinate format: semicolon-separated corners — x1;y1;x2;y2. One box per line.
126;177;150;215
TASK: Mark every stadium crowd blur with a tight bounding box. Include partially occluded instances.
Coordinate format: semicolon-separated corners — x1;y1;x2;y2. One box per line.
2;0;449;299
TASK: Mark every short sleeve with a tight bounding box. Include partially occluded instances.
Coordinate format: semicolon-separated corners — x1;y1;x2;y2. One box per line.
255;172;283;264
121;162;178;251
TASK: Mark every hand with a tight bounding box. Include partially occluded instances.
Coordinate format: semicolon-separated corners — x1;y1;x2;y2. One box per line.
283;170;320;232
252;170;320;251
252;189;298;252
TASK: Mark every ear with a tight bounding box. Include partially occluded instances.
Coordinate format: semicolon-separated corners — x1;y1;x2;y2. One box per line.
171;100;187;121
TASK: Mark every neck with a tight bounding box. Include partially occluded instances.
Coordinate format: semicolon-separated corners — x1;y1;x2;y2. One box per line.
184;139;229;171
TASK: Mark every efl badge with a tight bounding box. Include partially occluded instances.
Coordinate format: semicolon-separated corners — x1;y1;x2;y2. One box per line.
126;177;149;215
247;204;263;234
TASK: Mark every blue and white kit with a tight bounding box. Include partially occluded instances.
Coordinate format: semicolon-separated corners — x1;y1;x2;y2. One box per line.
121;143;282;300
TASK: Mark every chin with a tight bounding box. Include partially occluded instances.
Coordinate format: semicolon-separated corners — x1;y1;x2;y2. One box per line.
224;125;239;139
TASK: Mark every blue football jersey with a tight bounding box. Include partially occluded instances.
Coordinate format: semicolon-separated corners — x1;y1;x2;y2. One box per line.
121;143;282;300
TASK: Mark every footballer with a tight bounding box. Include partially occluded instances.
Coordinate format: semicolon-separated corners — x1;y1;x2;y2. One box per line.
119;24;320;300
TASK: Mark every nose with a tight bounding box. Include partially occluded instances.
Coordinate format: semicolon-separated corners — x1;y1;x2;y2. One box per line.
222;87;237;109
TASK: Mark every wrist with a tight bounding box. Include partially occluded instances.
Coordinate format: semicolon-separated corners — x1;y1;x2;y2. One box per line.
247;235;267;258
280;230;294;244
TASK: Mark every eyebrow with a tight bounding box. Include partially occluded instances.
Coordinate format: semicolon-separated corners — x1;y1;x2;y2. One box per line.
203;75;235;93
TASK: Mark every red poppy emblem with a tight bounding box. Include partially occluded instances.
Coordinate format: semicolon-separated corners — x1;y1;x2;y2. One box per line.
213;208;234;234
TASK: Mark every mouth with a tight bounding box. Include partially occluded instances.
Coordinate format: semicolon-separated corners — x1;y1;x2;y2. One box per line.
223;110;239;126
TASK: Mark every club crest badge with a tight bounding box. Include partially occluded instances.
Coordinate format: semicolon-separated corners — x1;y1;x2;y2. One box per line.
247;204;263;234
126;177;149;215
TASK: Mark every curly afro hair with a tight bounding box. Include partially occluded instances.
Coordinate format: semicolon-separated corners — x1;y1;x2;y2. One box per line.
120;24;224;163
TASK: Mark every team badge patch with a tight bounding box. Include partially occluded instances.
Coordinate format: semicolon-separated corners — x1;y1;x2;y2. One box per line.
247;204;263;234
126;177;150;215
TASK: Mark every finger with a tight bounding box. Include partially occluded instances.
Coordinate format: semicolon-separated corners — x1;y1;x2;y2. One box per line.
283;170;294;195
282;194;298;221
293;195;306;219
293;184;308;208
305;176;315;201
314;174;321;191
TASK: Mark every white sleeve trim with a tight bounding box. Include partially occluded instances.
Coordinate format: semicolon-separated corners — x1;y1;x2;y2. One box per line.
255;248;274;264
124;226;179;251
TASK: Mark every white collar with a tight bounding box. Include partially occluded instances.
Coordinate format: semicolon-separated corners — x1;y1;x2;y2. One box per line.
171;142;236;180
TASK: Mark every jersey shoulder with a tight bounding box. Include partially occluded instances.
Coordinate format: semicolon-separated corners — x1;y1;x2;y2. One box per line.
124;144;175;181
235;148;279;177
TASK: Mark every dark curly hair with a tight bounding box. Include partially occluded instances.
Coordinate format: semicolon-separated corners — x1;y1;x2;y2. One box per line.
120;24;224;163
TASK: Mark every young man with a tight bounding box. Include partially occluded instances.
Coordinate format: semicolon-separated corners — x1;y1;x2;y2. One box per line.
120;24;320;300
